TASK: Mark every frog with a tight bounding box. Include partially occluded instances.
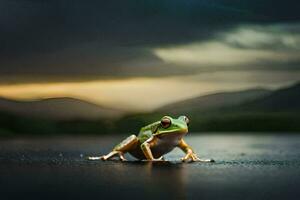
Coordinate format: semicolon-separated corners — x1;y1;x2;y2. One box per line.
89;116;214;162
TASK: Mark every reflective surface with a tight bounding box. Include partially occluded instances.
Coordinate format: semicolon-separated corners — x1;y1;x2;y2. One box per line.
1;134;300;200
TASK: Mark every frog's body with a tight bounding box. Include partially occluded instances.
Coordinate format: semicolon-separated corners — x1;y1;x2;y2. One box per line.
89;116;213;162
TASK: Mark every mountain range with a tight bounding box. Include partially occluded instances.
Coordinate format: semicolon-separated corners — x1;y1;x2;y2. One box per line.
157;88;272;115
0;82;299;134
0;97;124;120
237;82;300;111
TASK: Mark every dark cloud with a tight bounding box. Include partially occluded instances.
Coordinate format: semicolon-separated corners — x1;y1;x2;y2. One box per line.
1;0;300;79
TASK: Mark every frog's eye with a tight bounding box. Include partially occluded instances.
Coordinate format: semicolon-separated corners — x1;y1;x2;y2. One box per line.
182;116;190;126
161;117;171;128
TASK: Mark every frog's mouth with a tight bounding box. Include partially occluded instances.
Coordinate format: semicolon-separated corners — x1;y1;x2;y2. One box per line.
156;128;188;137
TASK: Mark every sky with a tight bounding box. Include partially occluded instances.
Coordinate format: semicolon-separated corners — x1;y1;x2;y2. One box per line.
1;0;300;112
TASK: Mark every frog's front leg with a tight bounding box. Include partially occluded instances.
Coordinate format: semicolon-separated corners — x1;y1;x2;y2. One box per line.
140;136;164;161
178;139;213;162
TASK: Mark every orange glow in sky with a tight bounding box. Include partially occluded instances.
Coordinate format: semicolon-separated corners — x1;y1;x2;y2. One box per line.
0;71;299;112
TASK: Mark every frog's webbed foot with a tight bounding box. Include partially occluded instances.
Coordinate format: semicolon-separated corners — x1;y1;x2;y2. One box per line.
181;152;213;162
181;152;198;162
143;156;165;162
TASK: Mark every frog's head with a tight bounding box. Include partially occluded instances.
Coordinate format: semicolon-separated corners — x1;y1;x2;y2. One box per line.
155;115;189;136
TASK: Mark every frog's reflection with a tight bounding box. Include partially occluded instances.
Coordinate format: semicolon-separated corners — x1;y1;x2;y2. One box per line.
106;160;187;200
145;161;187;200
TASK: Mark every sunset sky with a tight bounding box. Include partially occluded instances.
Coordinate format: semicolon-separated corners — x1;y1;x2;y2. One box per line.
1;0;300;112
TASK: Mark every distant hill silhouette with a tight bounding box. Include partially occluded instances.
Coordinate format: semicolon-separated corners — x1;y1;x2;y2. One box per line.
157;88;272;115
0;97;124;120
235;82;300;111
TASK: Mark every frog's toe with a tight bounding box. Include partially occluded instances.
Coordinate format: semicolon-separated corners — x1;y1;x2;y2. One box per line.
191;158;199;162
191;154;200;162
119;152;127;161
142;156;165;162
181;153;205;162
181;157;190;162
182;154;189;160
100;155;108;161
152;158;165;162
88;156;101;160
156;156;165;161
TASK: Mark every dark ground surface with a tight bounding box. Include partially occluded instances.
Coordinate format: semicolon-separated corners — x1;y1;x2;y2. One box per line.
1;133;300;200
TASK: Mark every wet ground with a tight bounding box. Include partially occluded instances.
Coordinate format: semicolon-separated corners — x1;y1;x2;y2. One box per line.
1;133;300;200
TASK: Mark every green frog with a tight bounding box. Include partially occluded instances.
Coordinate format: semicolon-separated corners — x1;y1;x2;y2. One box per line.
89;116;214;162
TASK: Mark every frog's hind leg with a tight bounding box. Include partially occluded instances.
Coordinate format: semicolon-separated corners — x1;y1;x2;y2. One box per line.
101;135;138;161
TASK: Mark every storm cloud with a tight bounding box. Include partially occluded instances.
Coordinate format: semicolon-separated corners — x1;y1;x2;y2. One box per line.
1;0;300;81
